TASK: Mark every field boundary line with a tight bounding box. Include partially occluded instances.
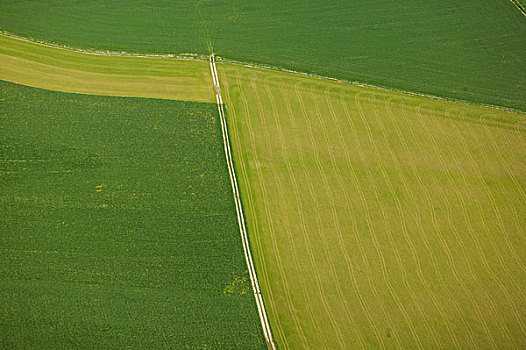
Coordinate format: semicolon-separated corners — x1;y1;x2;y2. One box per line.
218;57;526;115
2;31;524;115
507;0;526;17
0;31;207;60
209;54;276;350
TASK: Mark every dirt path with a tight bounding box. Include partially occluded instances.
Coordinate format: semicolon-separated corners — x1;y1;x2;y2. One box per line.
508;0;526;17
209;54;276;350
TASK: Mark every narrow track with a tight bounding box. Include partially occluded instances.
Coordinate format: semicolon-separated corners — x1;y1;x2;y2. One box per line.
209;54;276;350
508;0;526;17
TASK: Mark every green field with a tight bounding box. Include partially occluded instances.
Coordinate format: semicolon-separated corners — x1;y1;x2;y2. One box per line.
0;81;265;348
1;0;525;110
219;63;526;348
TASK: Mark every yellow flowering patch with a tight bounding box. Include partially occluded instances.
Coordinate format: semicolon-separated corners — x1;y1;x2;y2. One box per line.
223;274;250;296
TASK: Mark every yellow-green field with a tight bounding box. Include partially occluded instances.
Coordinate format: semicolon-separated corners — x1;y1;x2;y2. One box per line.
0;35;213;102
219;64;526;349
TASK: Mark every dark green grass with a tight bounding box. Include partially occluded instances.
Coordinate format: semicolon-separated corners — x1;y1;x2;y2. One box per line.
1;0;525;111
0;81;265;349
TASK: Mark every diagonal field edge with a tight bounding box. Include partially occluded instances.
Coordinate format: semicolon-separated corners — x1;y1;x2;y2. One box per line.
508;0;526;16
2;31;524;115
209;54;276;350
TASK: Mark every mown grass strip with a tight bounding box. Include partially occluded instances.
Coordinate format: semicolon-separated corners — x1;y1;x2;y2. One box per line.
0;34;214;102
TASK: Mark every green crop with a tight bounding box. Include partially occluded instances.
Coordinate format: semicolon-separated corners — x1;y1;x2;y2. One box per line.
0;81;265;349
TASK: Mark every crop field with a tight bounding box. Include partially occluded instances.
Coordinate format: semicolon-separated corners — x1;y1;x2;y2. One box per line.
1;0;525;110
0;81;265;348
1;2;526;348
0;35;213;103
219;63;526;349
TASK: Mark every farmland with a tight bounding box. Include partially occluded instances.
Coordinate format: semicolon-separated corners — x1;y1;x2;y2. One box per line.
0;35;214;103
219;63;526;348
1;1;526;348
0;81;265;348
1;0;525;110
